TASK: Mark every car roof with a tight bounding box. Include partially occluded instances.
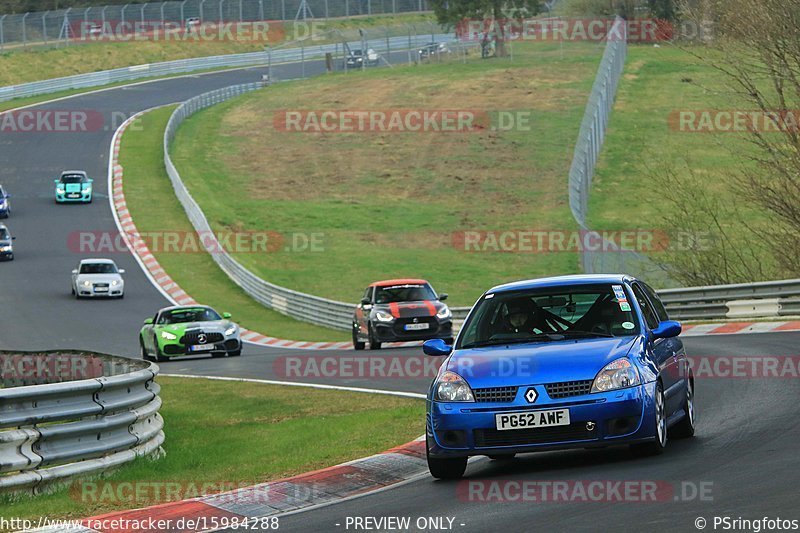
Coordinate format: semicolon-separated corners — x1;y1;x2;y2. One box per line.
369;278;430;288
487;274;636;294
79;258;116;264
157;304;214;313
61;170;87;176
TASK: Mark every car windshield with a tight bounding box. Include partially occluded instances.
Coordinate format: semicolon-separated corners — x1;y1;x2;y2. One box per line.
80;263;117;274
158;307;221;324
0;228;9;240
457;283;640;349
374;283;437;304
60;174;86;184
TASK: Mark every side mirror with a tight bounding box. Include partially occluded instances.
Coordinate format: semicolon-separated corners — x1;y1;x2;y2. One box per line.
71;269;78;274
118;269;126;274
651;320;682;340
222;312;232;319
438;293;449;301
88;179;94;183
360;297;371;306
423;338;452;356
54;179;59;183
143;318;153;325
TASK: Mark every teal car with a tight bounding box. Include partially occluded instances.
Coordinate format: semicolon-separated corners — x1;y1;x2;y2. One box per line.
140;305;242;362
55;171;93;203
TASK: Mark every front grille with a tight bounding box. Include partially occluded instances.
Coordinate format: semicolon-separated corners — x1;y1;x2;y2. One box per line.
391;317;439;337
473;386;518;403
93;283;109;289
474;423;594;447
181;331;224;345
545;380;593;399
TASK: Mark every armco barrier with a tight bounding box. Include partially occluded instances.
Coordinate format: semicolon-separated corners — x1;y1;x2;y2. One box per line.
0;351;164;494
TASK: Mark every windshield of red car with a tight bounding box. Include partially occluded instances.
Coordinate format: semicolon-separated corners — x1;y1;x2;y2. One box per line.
374;284;437;304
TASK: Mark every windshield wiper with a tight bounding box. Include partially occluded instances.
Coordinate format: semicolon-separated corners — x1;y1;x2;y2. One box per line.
461;335;560;349
559;330;615;338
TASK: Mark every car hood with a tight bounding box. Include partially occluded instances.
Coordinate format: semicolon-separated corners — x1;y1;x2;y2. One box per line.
76;273;122;283
447;336;639;388
374;300;446;318
157;320;230;333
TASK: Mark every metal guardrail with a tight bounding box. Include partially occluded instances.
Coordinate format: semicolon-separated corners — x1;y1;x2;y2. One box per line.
0;0;431;51
0;352;164;494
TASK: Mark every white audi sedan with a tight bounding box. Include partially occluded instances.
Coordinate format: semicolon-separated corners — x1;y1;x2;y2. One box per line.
71;259;125;299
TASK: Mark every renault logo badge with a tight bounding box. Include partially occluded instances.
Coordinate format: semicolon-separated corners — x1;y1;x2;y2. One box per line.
524;388;538;403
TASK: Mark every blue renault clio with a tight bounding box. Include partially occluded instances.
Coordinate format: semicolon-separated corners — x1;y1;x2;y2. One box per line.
423;274;695;479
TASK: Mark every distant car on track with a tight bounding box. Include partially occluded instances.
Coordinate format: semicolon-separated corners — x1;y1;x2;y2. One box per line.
345;48;379;69
353;278;453;350
71;258;125;298
140;305;242;362
423;274;695;479
55;171;93;203
418;42;450;60
0;185;10;218
0;223;15;261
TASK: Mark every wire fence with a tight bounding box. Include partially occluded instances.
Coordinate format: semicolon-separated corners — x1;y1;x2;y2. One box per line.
0;0;431;50
567;16;673;286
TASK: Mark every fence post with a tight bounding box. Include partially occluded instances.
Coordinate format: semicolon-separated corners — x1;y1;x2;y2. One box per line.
22;12;29;48
121;4;128;27
324;0;329;20
102;6;108;27
345;0;349;18
180;0;186;23
392;0;396;15
281;0;286;20
219;0;225;24
42;11;48;45
239;0;243;22
368;0;372;15
200;0;207;23
0;15;6;52
259;0;264;21
160;2;165;25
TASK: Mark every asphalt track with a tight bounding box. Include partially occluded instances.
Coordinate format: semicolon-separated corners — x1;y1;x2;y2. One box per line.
1;52;799;533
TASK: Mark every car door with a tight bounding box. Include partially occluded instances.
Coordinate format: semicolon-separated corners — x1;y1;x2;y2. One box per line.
641;282;686;414
631;282;680;411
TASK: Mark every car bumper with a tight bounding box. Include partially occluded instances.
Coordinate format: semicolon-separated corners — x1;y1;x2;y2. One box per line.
427;382;657;458
76;287;123;297
161;338;241;357
56;193;91;202
373;320;453;342
0;207;8;217
0;250;13;260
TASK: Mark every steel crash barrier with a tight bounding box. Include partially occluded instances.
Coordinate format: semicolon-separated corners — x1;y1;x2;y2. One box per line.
0;351;164;494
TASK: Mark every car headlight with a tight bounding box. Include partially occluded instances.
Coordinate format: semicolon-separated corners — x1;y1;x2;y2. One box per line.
225;325;237;336
436;306;452;320
81;280;91;287
56;187;65;194
161;331;177;341
375;311;394;323
0;245;10;252
111;280;119;286
591;358;640;393
434;371;474;402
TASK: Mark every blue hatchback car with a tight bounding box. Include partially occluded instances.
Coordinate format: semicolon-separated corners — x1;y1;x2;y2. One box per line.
423;274;695;479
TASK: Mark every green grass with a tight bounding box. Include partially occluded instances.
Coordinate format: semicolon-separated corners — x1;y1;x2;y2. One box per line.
0;376;423;522
588;44;771;282
120;106;349;341
170;40;605;307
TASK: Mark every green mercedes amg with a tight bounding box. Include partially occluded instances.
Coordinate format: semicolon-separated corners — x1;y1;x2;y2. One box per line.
140;305;242;362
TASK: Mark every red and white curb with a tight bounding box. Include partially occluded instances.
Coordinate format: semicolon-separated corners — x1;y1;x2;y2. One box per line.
681;320;800;336
108;111;420;352
30;437;428;533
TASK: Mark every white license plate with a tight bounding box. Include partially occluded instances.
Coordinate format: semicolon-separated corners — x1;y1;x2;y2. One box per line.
404;323;430;331
495;409;570;431
190;343;215;351
67;193;80;198
94;287;108;292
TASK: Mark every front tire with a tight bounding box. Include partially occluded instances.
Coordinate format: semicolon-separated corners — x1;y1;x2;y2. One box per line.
671;375;696;438
632;381;667;456
426;435;467;480
368;323;382;350
352;325;366;350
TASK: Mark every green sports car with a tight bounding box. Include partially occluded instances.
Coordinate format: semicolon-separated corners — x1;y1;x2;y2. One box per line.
140;305;242;362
